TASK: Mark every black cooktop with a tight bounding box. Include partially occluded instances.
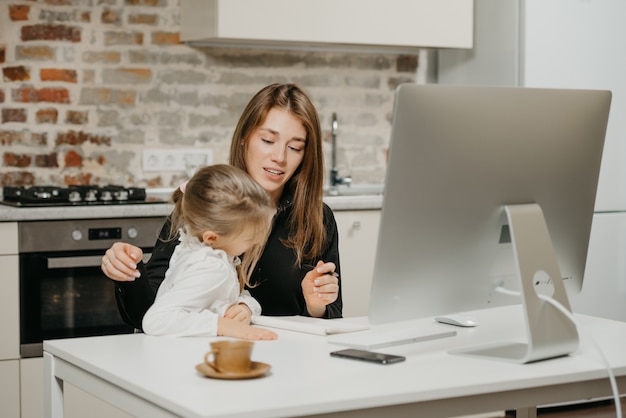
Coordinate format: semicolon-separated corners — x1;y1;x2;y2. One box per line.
0;185;164;207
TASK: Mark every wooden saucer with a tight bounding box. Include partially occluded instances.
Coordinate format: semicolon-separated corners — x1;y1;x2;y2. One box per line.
195;361;271;380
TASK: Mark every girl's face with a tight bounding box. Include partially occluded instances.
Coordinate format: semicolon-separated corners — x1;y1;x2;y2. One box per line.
210;227;261;258
244;107;307;203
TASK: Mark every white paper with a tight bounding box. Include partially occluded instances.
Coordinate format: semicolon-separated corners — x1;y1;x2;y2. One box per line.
252;315;369;336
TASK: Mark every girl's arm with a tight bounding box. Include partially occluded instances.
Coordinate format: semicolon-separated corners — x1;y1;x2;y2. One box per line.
142;262;277;340
217;317;278;340
237;290;262;316
142;262;230;337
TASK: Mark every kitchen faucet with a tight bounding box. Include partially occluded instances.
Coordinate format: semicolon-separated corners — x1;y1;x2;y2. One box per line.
330;112;352;188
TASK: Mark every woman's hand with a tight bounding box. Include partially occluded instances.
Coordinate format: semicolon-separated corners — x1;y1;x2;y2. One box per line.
101;242;143;282
301;261;339;318
224;303;253;324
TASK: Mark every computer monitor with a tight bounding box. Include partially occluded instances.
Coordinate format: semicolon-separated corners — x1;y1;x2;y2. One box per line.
369;84;611;362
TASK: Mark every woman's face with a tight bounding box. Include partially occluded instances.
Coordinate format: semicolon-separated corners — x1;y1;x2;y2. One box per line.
244;107;307;203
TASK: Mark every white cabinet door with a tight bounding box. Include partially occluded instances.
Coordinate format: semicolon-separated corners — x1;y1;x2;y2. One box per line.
0;223;19;360
20;358;43;418
571;213;626;322
181;0;473;51
0;222;18;254
20;358;133;418
65;384;133;418
0;360;20;418
334;210;380;318
0;255;19;360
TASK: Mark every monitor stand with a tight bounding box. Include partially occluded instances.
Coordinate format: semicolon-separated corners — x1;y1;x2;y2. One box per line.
451;203;579;363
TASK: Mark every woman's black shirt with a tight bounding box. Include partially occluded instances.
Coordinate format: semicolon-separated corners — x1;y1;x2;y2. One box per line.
115;199;342;330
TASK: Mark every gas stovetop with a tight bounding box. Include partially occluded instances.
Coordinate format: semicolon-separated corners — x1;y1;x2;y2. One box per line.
0;185;164;207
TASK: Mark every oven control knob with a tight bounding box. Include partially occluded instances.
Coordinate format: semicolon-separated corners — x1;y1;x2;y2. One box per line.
128;227;138;239
71;229;83;241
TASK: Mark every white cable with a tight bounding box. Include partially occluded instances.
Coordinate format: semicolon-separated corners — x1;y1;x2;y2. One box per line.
494;286;622;418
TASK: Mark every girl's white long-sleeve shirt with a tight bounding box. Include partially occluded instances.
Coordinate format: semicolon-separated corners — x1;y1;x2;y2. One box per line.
142;230;262;337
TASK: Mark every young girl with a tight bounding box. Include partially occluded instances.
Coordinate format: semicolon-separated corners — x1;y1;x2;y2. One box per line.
142;164;278;340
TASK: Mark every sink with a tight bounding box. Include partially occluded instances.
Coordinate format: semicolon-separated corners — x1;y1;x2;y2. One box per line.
324;184;384;197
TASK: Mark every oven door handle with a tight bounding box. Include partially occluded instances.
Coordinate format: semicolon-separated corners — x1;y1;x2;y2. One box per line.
47;254;152;269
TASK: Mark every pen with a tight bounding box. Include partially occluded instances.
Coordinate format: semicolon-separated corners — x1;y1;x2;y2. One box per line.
302;263;339;277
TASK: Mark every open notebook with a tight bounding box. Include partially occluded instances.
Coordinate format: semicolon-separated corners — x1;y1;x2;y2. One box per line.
252;315;369;336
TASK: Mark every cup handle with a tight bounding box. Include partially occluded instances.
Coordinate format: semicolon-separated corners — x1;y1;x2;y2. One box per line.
204;349;220;373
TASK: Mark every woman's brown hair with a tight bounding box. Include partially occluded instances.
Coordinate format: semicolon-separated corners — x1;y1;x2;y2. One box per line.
229;83;325;265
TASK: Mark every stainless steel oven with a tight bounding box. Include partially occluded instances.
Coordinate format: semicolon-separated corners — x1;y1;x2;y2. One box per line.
18;217;165;357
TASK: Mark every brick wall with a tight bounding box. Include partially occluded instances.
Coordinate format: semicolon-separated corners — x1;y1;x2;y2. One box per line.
0;0;422;188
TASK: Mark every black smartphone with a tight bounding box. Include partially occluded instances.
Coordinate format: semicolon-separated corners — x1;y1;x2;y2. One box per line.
330;349;406;365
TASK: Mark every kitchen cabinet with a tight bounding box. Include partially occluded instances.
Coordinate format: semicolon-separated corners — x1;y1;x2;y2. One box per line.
0;222;19;361
334;210;380;317
65;384;133;418
571;213;626;322
20;358;132;418
0;360;20;418
181;0;473;52
20;358;43;418
0;221;18;254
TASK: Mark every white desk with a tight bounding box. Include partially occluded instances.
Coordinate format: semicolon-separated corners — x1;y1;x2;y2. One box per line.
44;305;626;418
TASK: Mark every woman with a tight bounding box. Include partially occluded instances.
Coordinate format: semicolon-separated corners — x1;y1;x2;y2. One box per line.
102;83;342;330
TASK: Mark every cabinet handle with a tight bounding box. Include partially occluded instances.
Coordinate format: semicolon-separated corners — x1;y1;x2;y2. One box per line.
351;221;361;230
47;253;152;269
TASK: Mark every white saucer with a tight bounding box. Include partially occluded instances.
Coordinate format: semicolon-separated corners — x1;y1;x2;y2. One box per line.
195;361;271;380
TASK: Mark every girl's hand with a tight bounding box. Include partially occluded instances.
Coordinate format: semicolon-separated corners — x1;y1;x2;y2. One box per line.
217;318;278;340
101;242;143;282
224;303;253;324
301;261;339;318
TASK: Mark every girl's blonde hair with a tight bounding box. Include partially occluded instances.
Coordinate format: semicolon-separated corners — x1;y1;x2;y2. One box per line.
169;164;275;289
229;83;325;265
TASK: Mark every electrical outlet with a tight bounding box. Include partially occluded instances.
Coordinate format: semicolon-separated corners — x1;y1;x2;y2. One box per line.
142;149;213;173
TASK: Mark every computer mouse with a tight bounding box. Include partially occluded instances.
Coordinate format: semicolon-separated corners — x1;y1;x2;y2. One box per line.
435;314;478;327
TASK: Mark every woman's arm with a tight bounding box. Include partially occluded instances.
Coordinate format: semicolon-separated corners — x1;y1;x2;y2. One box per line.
244;204;343;319
142;256;275;340
307;204;343;319
114;218;179;330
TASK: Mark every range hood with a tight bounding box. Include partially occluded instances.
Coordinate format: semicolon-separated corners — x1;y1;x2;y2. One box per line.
181;0;474;54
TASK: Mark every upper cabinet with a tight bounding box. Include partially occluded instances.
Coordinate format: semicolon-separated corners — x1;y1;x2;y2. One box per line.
181;0;474;53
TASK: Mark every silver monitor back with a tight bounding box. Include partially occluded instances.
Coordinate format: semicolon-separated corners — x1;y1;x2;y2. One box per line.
369;84;611;325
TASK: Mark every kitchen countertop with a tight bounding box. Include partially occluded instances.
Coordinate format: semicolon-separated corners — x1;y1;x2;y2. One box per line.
0;192;383;222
